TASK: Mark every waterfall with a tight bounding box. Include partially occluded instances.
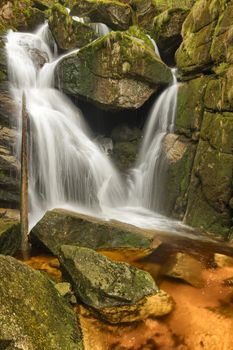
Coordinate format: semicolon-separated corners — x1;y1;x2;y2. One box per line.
146;35;161;58
129;70;178;213
5;25;185;233
6;28;126;228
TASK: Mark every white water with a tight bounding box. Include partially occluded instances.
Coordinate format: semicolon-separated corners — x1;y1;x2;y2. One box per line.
146;34;160;58
129;70;178;213
6;25;185;234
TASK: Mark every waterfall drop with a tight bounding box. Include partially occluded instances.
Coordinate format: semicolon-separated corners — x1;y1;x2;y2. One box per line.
5;24;184;233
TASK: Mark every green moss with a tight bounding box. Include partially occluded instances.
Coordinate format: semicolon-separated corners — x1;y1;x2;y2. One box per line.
0;222;21;256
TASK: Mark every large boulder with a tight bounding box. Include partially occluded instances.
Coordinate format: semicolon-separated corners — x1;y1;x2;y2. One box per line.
0;255;84;350
48;4;98;51
55;31;173;110
30;209;155;256
70;0;132;30
59;245;174;323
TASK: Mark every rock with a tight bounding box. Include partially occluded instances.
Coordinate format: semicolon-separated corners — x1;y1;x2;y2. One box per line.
111;123;141;142
0;255;84;350
70;0;132;30
0;221;20;256
153;0;194;13
111;140;139;173
55;31;173;110
152;8;189;64
214;254;233;268
0;92;20;209
184;140;233;237
161;252;205;287
0;0;45;33
48;4;98;51
55;281;72;297
175;76;210;138
30;208;155;256
59;245;174;323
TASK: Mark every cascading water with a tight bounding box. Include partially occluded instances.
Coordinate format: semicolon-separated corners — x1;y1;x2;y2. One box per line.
5;24;187;234
129;70;178;213
6;26;126;228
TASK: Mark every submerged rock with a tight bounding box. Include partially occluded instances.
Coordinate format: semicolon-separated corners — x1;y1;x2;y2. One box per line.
30;208;155;256
55;31;173;110
59;245;174;323
70;0;132;30
161;252;205;288
0;255;84;350
48;4;98;51
0;221;20;256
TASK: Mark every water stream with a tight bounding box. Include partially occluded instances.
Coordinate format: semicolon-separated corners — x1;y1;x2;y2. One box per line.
5;24;184;233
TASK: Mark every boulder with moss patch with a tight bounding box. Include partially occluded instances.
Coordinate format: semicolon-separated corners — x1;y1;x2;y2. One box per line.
48;4;98;51
59;245;174;323
0;221;20;256
55;31;173;110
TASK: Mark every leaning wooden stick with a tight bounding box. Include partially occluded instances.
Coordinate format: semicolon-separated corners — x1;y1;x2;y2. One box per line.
20;92;29;254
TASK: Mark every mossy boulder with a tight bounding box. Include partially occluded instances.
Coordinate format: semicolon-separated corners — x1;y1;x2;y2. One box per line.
153;0;194;13
152;7;189;64
48;4;98;51
59;245;174;323
0;221;20;256
55;31;173;110
70;0;132;30
30;208;155;256
0;255;84;350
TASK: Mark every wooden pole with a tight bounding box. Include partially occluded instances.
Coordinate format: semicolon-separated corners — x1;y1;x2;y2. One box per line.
20;92;29;255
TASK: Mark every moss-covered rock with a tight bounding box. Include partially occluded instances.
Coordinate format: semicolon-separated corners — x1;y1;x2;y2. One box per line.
70;0;132;30
163;134;197;219
0;0;45;33
0;221;20;256
152;7;189;64
48;4;98;51
0;255;84;350
55;31;173;110
59;245;174;323
30;208;155;256
184;140;233;237
175;76;210;137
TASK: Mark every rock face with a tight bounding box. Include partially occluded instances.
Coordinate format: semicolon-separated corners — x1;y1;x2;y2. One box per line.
0;37;20;209
0;255;84;350
152;8;189;64
0;221;20;256
70;0;132;30
48;4;98;51
173;0;233;237
55;31;173;110
30;209;155;256
59;245;174;323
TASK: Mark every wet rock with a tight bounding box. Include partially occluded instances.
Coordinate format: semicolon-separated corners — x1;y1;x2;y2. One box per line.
59;245;174;323
0;255;84;350
0;221;20;256
152;7;189;64
30;208;156;256
55;31;173;110
70;0;132;30
48;4;98;51
162;252;205;287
